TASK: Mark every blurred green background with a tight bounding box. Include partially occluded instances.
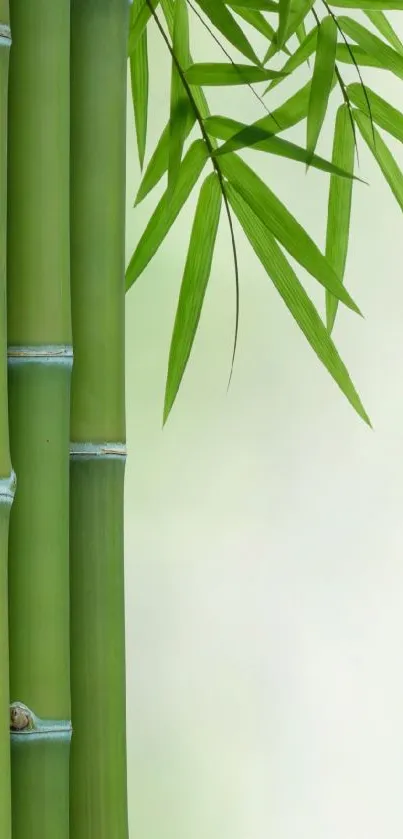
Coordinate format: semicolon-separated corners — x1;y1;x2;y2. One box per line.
124;12;403;839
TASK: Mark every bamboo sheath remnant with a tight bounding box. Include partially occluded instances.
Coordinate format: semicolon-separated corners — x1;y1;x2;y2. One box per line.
7;1;72;838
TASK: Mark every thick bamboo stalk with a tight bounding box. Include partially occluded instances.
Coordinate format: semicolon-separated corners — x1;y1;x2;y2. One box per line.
69;2;128;837
7;2;72;838
0;4;12;837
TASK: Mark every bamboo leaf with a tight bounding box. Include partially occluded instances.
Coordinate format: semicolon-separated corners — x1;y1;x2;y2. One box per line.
364;10;403;53
205;78;326;152
307;16;337;160
264;0;315;59
336;43;384;67
227;0;279;9
128;0;160;55
168;0;192;197
330;0;403;8
126;140;209;289
164;174;222;421
220;153;361;311
347;82;403;142
266;26;318;91
227;185;370;425
354;109;403;211
338;16;403;79
232;6;285;51
278;0;293;48
130;27;149;169
325;105;355;333
194;0;261;64
185;62;286;85
296;19;307;46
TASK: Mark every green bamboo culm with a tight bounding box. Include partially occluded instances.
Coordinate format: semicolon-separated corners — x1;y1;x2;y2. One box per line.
7;2;72;838
0;3;12;836
69;2;129;837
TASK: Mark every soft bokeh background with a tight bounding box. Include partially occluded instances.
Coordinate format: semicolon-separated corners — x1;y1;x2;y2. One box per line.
124;11;403;839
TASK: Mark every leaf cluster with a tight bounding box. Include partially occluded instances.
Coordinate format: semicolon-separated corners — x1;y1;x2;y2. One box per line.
127;0;403;424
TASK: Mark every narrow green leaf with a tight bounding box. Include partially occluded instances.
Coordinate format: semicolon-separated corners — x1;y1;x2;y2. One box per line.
168;0;192;196
278;0;293;48
336;43;384;68
325;105;355;333
220;153;361;312
185;62;286;85
232;6;286;51
128;0;160;55
354;109;403;212
205;78;331;152
296;19;307;46
364;10;403;53
338;16;403;80
227;0;279;9
164;174;222;421
130;27;149;169
194;0;261;64
227;185;370;425
126;140;209;289
307;16;337;160
264;0;315;59
266;27;318;92
330;0;403;8
347;82;403;142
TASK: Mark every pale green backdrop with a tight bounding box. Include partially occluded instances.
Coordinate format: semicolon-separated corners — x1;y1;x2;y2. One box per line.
124;12;403;839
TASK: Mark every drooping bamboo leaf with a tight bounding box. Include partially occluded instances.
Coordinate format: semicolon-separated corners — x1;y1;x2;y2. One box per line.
354;109;403;212
325;105;355;333
232;6;287;51
194;0;261;64
347;82;403;142
296;19;307;46
130;27;149;169
205;78;331;152
164;174;222;421
266;27;318;91
126;140;209;289
128;0;160;55
226;185;370;425
278;0;293;48
336;43;384;67
264;0;315;59
220;154;361;311
307;16;337;160
338;16;403;80
185;62;286;85
168;0;192;197
364;10;403;53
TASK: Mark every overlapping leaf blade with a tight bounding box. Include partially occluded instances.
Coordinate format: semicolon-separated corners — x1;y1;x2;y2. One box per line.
354;110;403;211
325;105;356;333
185;62;286;85
348;82;403;142
168;0;192;196
226;185;370;425
126;140;209;289
231;6;283;48
336;43;384;67
128;0;160;55
278;0;293;48
130;27;149;169
364;10;403;53
220;154;361;311
194;0;261;64
264;0;315;59
338;16;403;79
266;27;318;91
164;173;222;421
307;16;337;160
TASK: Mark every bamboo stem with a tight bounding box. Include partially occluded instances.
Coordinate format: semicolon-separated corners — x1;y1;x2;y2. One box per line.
7;2;72;837
0;3;12;835
70;2;129;836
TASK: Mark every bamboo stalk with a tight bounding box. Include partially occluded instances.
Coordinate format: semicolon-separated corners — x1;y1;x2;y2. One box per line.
7;2;72;837
0;3;12;836
69;2;129;837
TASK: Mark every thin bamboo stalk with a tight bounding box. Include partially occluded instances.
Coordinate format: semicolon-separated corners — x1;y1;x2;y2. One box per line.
7;2;72;837
69;2;129;837
0;3;12;836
